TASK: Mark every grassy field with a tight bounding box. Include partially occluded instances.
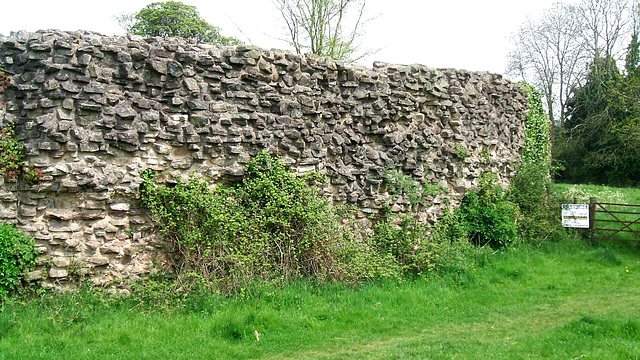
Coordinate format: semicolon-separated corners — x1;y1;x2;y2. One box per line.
1;238;639;359
1;184;640;359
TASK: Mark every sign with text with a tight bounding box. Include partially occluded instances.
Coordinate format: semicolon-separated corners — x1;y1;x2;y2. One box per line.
562;204;590;228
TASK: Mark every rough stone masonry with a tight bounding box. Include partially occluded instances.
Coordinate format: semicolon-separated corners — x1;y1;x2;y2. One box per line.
0;30;528;288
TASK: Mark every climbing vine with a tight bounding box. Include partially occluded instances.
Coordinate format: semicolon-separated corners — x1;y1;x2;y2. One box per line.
520;82;550;166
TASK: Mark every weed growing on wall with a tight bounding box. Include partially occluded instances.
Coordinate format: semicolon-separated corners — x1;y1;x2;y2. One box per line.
384;169;446;208
0;121;43;183
0;64;10;103
0;122;24;181
0;222;39;299
454;142;470;160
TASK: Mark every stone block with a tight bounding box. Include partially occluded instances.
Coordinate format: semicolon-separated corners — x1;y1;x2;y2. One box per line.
49;267;68;278
88;255;110;266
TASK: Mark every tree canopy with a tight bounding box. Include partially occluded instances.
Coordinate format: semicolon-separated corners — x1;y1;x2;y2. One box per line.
507;0;637;124
507;0;640;185
274;0;371;62
553;38;640;185
120;1;241;45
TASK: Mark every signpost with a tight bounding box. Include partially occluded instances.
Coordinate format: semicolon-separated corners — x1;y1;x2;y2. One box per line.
562;204;590;228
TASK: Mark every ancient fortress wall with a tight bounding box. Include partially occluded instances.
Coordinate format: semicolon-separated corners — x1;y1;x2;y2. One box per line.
0;30;528;287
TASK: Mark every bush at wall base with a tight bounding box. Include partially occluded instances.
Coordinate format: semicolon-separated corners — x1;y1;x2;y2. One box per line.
0;223;39;299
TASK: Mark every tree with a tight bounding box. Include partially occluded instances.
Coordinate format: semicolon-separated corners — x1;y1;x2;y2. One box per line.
274;0;370;62
625;32;640;76
578;0;637;61
554;38;640;185
118;1;241;45
507;0;637;124
507;3;586;124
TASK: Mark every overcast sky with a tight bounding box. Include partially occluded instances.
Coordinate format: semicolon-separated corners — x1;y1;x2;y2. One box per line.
0;0;575;76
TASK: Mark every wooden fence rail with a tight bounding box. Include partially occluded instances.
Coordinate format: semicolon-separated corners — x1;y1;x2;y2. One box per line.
589;197;640;242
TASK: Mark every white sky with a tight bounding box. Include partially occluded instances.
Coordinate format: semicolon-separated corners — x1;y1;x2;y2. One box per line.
0;0;573;76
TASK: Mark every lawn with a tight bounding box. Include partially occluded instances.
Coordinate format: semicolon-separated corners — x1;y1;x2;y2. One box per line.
1;237;639;359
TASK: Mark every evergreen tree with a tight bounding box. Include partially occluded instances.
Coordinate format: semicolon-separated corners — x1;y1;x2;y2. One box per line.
554;34;640;185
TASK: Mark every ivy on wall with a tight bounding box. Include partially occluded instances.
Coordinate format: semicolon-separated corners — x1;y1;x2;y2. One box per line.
520;82;551;167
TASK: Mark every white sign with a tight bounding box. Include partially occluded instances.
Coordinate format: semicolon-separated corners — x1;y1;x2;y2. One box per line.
562;204;590;228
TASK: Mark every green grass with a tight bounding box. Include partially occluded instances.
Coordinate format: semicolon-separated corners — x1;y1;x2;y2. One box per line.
2;238;640;359
553;183;640;204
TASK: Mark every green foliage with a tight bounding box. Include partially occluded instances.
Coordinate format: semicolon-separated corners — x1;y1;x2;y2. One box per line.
140;152;387;291
454;142;470;160
0;70;25;181
0;223;38;299
23;167;43;184
0;64;10;103
140;152;482;290
370;215;426;274
555;43;640;185
508;82;567;243
457;174;519;248
127;1;241;45
0;122;25;181
480;147;491;163
370;210;479;277
625;32;640;78
0;121;42;183
383;169;445;207
509;162;566;242
520;82;550;166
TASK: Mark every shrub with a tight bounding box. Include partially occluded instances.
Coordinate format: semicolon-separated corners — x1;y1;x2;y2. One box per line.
0;223;39;299
507;83;567;243
427;211;482;275
509;162;566;242
140;152;494;291
457;174;519;248
384;169;444;209
369;209;481;278
140;152;382;291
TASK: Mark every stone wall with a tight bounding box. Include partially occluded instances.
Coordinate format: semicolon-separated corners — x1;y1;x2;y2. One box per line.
0;30;528;287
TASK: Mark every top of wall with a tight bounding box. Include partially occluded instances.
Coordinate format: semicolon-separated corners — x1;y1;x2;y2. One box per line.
0;29;528;213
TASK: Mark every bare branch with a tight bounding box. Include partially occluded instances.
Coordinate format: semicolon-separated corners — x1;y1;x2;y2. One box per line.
273;0;371;62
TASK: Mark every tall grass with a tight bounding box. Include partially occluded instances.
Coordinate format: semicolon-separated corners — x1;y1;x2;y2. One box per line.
2;238;639;359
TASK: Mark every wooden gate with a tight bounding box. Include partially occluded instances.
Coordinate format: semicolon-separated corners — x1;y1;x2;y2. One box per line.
589;197;640;242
